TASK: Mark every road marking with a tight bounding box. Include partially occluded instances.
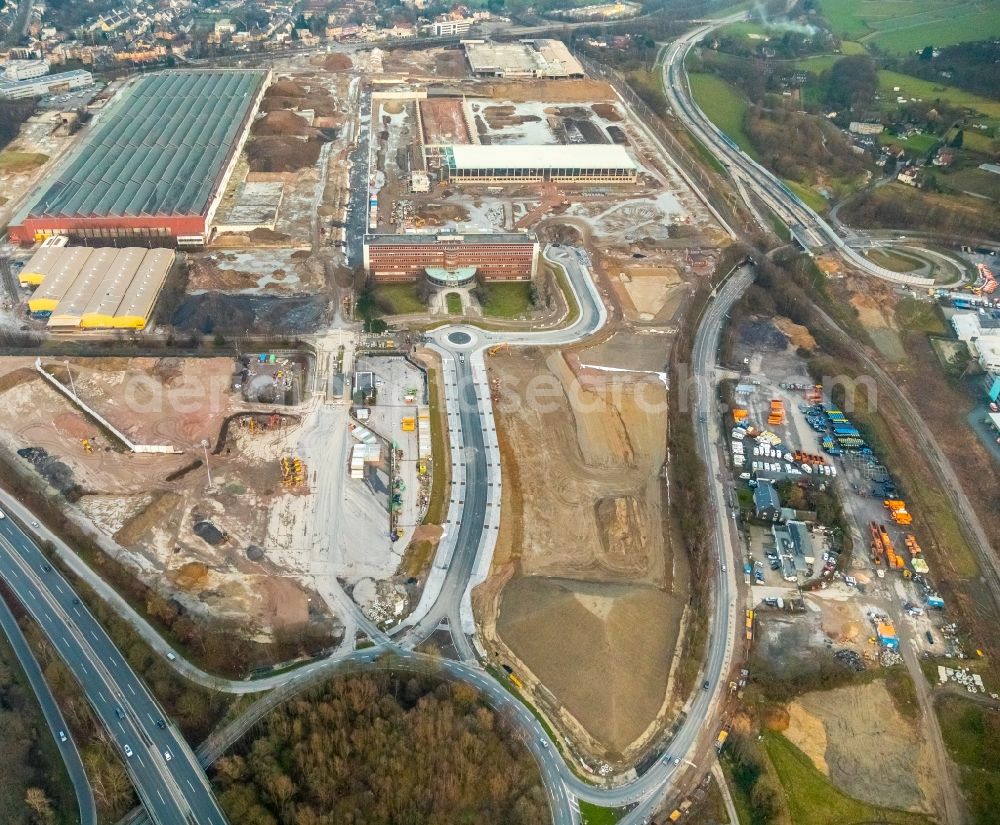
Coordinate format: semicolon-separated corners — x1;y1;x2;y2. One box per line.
186;780;195;792
27;590;35;600
81;664;88;675
54;583;63;594
98;690;106;702
127;683;136;696
89;630;99;641
61;636;70;648
157;790;165;804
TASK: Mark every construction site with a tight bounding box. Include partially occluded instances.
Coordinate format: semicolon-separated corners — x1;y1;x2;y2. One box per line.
0;342;441;637
474;332;688;766
363;62;724;316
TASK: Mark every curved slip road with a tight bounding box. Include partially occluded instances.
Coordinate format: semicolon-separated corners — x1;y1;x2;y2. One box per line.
0;583;97;825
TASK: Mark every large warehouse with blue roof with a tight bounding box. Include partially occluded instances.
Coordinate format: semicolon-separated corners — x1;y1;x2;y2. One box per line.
9;69;270;247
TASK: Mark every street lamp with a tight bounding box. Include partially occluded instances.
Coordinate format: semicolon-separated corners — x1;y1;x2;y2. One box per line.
200;439;213;490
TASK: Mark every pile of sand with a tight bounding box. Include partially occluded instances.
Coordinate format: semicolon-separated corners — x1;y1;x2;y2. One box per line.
253;110;310;137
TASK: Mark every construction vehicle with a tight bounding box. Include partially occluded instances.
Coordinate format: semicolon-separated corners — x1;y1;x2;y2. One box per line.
509;673;523;689
767;399;785;426
401;417;416;432
715;728;729;751
884;499;913;525
488;343;509;356
81;438;93;453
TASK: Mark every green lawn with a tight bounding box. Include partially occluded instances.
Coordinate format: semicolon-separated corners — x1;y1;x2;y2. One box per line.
0;151;48;173
879;130;942;155
783;179;829;213
688;72;757;157
479;282;534;318
579;801;625;825
817;0;1000;53
865;249;924;273
372;283;426;315
764;733;933;825
445;292;462;314
879;70;1000;118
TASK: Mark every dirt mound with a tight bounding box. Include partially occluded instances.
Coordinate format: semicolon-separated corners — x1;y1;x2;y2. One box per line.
171;293;326;335
497;576;681;754
322;53;352;72
0;367;37;394
116;492;183;547
773;316;817;351
193;520;226;546
591;102;621;121
172;561;210;590
246;135;323;172
248;227;292;244
253;110;309;137
268;79;307;97
594;496;649;573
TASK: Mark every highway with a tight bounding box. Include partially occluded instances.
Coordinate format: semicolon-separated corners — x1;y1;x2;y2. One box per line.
0;249;752;825
0;586;96;825
0;515;229;825
660;20;936;288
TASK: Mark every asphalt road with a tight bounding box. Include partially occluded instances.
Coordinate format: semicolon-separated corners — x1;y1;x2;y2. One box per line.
660;21;934;287
0;586;96;825
0;515;228;825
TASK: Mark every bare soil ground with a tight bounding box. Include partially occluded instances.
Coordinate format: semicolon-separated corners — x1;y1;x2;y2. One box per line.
475;345;686;758
419;98;472;145
482;79;617;103
784;681;938;814
0;356;322;633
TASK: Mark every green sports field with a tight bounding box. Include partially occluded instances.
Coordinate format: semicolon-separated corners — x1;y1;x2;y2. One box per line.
879;70;1000;117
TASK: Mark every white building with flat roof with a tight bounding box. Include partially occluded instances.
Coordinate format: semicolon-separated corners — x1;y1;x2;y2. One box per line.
3;59;49;82
441;143;637;183
0;69;93;99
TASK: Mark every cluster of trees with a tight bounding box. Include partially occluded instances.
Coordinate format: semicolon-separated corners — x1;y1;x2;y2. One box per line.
901;40;1000;102
724;733;784;825
823;55;878;113
0;619;76;824
0;100;36;152
744;107;869;184
212;671;550;825
842;185;1000;239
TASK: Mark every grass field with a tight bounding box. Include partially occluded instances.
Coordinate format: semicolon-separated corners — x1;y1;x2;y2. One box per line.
688;72;757;157
479;282;534;317
784;178;829;213
879;130;941;155
0;151;48;173
445;292;462;314
764;733;933;825
817;0;1000;53
372;283;425;315
943;167;1000;201
936;695;1000;824
578;801;624;824
422;365;449;526
865;249;924;272
879;71;1000;118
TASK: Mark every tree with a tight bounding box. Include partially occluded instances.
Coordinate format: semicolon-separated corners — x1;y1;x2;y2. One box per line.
24;788;56;825
951;128;964;148
919;45;934;61
824;55;878;112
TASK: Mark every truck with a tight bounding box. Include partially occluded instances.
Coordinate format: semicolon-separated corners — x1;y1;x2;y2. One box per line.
715;728;729;751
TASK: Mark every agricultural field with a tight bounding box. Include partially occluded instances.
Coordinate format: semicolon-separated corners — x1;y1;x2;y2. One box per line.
817;0;1000;54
